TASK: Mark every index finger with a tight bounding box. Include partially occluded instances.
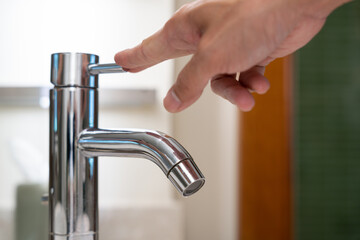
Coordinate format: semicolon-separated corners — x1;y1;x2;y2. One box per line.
114;27;191;72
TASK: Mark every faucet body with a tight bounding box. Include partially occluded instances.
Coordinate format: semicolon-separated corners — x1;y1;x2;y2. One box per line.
49;53;204;240
50;86;99;240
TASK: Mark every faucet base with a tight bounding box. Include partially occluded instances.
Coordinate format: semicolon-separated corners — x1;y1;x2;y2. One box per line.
50;233;97;240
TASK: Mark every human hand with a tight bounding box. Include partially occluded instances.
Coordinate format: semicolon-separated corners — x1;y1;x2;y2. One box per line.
115;0;349;113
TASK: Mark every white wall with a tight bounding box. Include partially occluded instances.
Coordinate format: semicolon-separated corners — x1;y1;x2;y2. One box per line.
173;57;239;240
0;0;174;92
173;1;239;239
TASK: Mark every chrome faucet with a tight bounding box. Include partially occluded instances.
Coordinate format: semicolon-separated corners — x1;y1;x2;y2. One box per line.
49;52;205;240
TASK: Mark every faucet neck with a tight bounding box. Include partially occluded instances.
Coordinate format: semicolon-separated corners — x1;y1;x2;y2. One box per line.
50;86;99;239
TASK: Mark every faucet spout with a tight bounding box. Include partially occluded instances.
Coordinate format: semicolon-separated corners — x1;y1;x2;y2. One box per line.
78;128;205;196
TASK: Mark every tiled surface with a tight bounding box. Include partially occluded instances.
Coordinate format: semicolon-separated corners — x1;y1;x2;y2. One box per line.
295;2;360;240
0;209;14;240
100;205;184;240
0;203;183;240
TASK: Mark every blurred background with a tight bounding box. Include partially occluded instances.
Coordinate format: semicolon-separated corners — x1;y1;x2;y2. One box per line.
239;1;360;240
0;0;359;240
0;0;238;240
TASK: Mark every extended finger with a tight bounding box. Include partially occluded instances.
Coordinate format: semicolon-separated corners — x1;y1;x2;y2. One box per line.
163;52;216;113
114;28;192;72
114;1;231;72
114;30;169;71
210;74;255;112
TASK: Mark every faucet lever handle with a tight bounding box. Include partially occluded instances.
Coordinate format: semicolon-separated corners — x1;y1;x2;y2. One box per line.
88;63;126;75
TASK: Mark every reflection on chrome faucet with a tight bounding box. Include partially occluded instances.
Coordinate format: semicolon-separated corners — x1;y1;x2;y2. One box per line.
49;53;205;240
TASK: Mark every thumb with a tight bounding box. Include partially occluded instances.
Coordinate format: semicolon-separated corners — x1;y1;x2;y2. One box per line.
163;52;216;112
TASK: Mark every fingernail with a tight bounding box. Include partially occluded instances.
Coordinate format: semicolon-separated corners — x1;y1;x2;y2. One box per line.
164;89;182;113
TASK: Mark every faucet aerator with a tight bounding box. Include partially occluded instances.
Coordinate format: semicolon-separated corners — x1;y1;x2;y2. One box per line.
168;159;205;197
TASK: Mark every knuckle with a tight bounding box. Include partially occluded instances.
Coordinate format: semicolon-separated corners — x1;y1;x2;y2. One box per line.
176;76;192;95
197;39;232;74
175;74;203;102
138;40;154;62
163;6;201;51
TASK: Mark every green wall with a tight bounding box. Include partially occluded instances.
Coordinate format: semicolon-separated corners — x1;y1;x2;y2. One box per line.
295;1;360;240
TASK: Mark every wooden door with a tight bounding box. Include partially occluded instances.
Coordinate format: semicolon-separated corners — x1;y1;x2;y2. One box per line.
239;57;293;240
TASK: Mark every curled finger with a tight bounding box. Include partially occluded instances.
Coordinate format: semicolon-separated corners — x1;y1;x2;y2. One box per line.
238;66;270;94
210;74;255;112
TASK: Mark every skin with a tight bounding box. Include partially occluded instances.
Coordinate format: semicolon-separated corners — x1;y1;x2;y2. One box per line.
114;0;351;113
